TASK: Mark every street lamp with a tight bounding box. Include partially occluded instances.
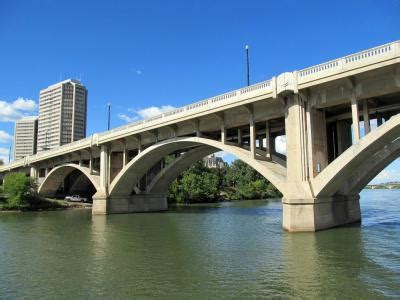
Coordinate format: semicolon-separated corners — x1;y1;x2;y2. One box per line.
245;45;250;86
107;103;111;130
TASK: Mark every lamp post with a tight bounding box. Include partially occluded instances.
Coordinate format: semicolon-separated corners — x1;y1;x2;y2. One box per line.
245;45;250;86
8;145;11;163
107;103;111;130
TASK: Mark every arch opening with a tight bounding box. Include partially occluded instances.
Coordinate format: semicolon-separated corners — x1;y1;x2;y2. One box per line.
38;164;100;201
109;137;287;199
311;113;400;198
164;153;283;204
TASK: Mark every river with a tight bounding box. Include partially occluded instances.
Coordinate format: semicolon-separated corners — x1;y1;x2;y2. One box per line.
0;189;399;298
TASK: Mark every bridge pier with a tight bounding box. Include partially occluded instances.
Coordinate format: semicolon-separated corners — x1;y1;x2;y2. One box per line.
282;195;361;232
92;194;168;214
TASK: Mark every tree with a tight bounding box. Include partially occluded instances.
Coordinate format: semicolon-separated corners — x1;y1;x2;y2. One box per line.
3;172;36;207
168;158;281;203
168;161;221;203
0;159;3;166
225;160;281;200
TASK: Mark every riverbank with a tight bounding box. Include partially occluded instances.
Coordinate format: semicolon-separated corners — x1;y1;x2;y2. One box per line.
0;195;91;212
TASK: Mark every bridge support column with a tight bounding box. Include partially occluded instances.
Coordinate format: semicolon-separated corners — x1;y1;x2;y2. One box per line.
363;99;371;135
122;141;128;167
336;120;352;156
30;166;38;183
306;107;328;177
282;195;361;232
221;123;227;144
265;121;272;159
237;128;243;146
92;144;110;214
351;95;361;143
249;117;256;158
89;153;93;175
137;135;143;153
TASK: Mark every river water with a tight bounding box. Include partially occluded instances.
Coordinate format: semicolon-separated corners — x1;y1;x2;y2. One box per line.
0;189;399;298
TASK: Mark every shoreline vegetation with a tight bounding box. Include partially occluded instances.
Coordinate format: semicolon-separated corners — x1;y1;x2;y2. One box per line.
0;172;73;212
365;183;400;189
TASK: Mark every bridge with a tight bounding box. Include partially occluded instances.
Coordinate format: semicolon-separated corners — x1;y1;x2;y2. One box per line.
1;41;400;231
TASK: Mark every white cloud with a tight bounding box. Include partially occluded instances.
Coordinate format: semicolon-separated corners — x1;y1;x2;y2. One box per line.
275;135;287;155
130;67;143;75
135;105;176;119
0;97;37;122
118;113;138;123
0;147;10;163
0;130;13;144
119;105;177;123
13;98;36;110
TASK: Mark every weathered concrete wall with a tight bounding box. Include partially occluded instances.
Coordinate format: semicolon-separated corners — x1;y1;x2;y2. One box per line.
92;194;168;214
283;195;361;232
110;152;123;183
309;108;329;177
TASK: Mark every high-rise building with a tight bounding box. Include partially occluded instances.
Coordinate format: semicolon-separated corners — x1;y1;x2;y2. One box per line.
37;79;87;151
14;116;38;160
203;154;228;169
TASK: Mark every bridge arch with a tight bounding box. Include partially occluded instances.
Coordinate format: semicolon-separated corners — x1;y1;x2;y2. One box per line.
109;137;287;198
38;164;101;197
311;114;400;197
146;146;217;194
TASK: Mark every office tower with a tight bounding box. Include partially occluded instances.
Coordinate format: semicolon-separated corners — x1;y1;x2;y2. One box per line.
14;116;38;160
203;154;228;169
37;79;87;151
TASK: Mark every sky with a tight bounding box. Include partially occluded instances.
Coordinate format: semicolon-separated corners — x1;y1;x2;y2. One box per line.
0;0;399;183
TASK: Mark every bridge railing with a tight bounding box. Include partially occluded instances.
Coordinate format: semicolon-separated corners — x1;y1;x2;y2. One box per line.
297;40;400;84
96;79;273;140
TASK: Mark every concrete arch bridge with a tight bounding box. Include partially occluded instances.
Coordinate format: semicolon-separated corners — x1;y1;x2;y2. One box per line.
1;40;400;231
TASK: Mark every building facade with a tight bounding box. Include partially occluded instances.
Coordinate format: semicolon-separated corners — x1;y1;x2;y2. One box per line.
37;79;87;151
203;154;228;169
14;116;38;160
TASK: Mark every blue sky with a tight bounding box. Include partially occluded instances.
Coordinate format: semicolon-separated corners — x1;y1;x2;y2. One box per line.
0;0;399;183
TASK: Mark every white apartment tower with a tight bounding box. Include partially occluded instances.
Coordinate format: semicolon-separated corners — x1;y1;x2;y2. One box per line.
14;116;38;160
37;79;87;151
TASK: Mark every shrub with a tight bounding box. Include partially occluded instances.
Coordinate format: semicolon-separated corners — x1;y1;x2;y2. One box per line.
3;173;34;207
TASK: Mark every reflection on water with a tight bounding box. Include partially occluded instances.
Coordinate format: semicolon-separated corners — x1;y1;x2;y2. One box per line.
0;190;399;298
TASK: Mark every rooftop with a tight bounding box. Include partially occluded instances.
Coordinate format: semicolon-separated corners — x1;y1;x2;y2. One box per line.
42;79;85;91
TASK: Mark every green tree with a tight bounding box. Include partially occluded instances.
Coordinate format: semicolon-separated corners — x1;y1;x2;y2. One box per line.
3;172;36;207
168;161;221;203
225;160;281;200
0;159;3;166
168;158;281;203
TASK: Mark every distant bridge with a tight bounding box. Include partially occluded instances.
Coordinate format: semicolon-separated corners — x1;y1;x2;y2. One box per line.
1;41;400;231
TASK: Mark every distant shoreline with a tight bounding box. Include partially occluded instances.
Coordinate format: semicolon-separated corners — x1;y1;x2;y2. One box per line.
365;184;400;190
